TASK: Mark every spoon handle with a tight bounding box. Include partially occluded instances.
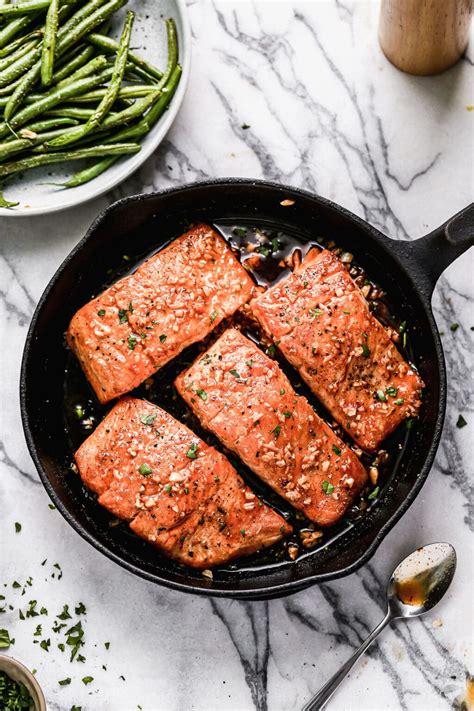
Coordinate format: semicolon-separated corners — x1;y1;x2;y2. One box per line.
302;609;393;711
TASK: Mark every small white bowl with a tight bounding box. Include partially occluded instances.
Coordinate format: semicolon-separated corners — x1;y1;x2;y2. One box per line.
0;655;46;711
0;0;191;217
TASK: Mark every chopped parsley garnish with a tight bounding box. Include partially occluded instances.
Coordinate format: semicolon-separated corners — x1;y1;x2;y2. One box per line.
66;621;84;661
271;237;281;252
186;442;199;460
332;444;341;456
57;605;71;621
309;308;322;318
280;388;285;395
406;418;414;430
127;335;138;350
196;388;207;401
210;310;218;322
368;486;380;500
82;676;93;686
233;226;247;237
240;529;246;536
279;525;287;534
159;334;167;343
450;323;459;332
118;309;128;324
0;628;12;648
257;245;270;257
271;425;281;439
361;342;370;357
229;369;240;379
376;389;387;402
138;463;152;476
40;638;50;652
97;309;106;317
128;302;134;314
283;411;292;418
14;522;21;533
456;414;467;428
399;321;407;334
104;642;110;650
394;398;404;405
75;603;86;615
164;484;172;494
386;386;398;397
74;404;84;419
59;678;71;686
242;123;250;130
322;481;334;495
266;345;276;356
140;413;156;426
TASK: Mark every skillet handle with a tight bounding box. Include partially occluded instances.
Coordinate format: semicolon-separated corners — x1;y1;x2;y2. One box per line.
390;203;474;301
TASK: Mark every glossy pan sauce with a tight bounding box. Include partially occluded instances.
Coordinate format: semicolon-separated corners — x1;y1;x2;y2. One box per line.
64;221;417;574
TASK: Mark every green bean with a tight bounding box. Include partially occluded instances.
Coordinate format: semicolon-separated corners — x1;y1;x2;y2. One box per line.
46;105;96;120
19;116;78;132
0;0;58;17
47;10;133;148
62;120;149;185
0;41;41;87
53;45;96;84
61;153;115;186
56;52;107;86
87;31;164;80
3;61;39;119
0;75;21;95
56;0;126;56
0;14;37;49
73;84;157;103
0;125;80;160
154;19;178;92
0;36;38;70
0;26;42;57
146;63;181;128
0;67;112;138
0;142;140;177
97;89;161;132
41;0;59;86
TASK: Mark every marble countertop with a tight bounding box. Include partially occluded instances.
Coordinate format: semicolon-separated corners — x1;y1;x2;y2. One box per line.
1;2;473;710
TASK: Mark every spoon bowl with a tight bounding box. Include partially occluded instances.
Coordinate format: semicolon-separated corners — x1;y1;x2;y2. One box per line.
387;542;457;618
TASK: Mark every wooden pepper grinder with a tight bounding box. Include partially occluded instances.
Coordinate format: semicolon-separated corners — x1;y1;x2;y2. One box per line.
379;0;472;75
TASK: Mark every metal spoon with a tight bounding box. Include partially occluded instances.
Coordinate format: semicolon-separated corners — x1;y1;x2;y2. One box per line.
302;542;457;711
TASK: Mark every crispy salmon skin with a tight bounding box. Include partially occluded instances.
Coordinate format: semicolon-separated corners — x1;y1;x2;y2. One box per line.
74;397;290;569
175;329;367;526
250;249;423;452
67;224;254;404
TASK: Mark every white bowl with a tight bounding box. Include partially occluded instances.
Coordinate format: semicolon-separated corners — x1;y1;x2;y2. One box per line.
0;0;191;217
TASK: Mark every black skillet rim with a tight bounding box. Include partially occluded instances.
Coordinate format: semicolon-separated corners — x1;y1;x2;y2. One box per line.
20;178;446;598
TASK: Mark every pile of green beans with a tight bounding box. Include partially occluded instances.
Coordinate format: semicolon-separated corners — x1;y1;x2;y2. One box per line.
0;0;181;195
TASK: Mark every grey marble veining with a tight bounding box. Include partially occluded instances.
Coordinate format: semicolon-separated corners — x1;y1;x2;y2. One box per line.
0;2;473;710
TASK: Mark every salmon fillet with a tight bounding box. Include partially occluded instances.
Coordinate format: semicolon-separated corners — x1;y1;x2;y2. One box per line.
250;249;423;452
75;397;290;569
175;329;367;527
67;224;254;404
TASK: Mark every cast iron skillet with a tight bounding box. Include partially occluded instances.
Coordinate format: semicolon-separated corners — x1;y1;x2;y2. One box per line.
20;180;473;600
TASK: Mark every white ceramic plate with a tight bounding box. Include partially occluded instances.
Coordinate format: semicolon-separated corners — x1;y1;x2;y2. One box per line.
0;0;191;217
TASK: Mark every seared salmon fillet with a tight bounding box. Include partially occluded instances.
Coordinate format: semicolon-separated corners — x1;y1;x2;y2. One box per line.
250;249;423;452
67;225;254;404
175;329;367;526
75;397;290;568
